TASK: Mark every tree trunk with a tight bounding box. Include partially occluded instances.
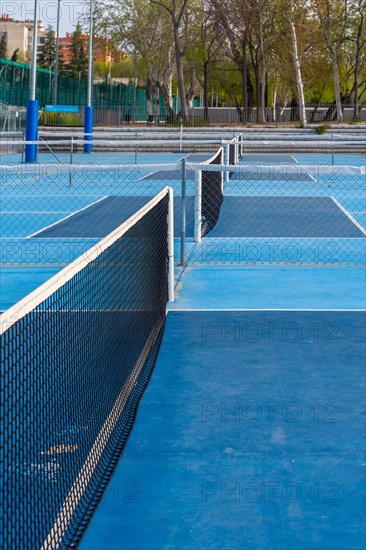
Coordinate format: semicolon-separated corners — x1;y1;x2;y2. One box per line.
272;77;278;122
146;75;153;122
203;63;209;122
289;2;307;127
242;36;248;124
353;14;362;118
155;81;175;122
330;45;343;122
259;64;266;124
258;23;266;124
173;25;188;122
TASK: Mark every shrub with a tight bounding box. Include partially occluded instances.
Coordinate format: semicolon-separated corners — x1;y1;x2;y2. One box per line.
316;124;329;134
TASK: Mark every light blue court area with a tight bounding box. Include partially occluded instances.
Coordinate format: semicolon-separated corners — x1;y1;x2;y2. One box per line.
80;310;365;550
0;266;62;310
0;151;208;166
185;237;366;265
172;266;366;310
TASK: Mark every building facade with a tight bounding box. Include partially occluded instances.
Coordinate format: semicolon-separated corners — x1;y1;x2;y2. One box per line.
0;14;46;62
58;32;114;65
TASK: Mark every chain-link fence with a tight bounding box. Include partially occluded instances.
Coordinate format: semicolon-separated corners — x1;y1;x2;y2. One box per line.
1;135;365;268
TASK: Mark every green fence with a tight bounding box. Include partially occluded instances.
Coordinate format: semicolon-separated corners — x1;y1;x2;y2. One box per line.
0;58;148;108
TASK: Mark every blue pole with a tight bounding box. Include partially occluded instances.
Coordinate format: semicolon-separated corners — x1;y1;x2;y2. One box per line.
84;105;93;153
25;0;39;163
84;0;94;154
25;99;39;162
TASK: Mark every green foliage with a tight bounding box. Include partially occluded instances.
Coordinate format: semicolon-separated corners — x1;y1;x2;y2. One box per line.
315;124;329;134
39;111;83;127
38;27;56;69
69;22;88;79
349;116;363;124
0;34;7;59
11;48;19;62
111;57;134;79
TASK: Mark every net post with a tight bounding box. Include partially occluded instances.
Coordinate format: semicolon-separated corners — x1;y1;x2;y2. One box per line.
219;147;224;192
168;187;175;302
180;158;187;266
194;169;202;243
224;142;230;182
235;133;239;163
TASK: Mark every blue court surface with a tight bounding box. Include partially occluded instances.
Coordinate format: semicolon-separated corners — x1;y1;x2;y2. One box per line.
79;290;365;549
1;149;365;549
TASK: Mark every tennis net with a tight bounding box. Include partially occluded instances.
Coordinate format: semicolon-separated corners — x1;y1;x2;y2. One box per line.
201;147;224;237
0;188;173;549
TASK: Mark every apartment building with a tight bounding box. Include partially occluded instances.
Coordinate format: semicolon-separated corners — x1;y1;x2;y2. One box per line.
0;14;46;62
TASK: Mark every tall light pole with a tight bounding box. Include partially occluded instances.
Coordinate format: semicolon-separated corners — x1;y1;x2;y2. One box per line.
25;0;39;162
52;0;61;104
84;0;94;153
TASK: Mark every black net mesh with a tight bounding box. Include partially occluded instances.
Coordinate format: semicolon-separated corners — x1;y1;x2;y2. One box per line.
1;193;169;549
201;149;224;237
229;142;236;178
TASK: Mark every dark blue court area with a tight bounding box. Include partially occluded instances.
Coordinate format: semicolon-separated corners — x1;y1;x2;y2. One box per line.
32;195;364;240
33;196;195;238
80;310;366;550
208;196;365;238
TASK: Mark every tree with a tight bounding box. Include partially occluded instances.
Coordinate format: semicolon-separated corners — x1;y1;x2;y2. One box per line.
0;34;7;59
345;0;366;117
38;26;56;69
311;0;349;122
287;0;307;126
149;0;195;123
10;48;19;62
91;0;178;121
69;22;88;78
191;2;223;121
209;0;253;123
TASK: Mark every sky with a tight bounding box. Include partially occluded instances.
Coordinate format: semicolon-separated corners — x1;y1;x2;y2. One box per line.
1;0;88;36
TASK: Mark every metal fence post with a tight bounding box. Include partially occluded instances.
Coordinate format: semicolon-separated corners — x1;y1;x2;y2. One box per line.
180;158;187;265
69;136;73;187
194;169;202;243
21;130;25;163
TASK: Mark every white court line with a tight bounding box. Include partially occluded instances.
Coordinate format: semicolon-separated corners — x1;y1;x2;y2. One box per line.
1;197;106;199
167;308;365;312
139;171;159;181
26;196;109;238
1;211;72;214
200;236;366;240
331;197;366;236
0;237;100;241
290;155;298;164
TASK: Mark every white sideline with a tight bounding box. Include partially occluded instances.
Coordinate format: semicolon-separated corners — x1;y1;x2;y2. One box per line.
331;197;366;236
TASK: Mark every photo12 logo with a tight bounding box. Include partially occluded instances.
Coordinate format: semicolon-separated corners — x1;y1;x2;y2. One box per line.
201;481;340;504
3;2;85;27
